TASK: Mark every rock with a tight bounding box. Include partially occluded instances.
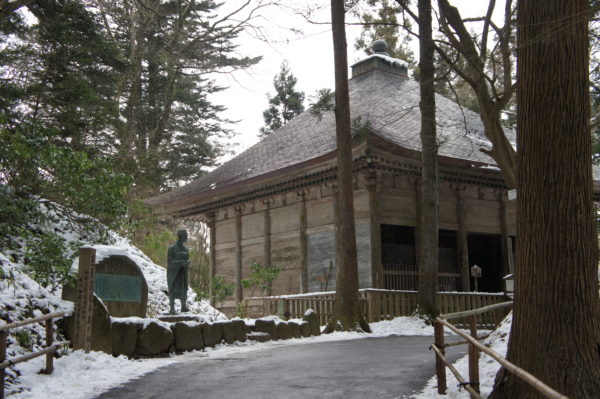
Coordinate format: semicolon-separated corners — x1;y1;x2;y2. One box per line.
172;321;204;352
112;319;142;357
60;295;113;354
288;321;302;338
255;319;278;340
302;309;321;336
247;332;271;342
135;321;173;356
299;320;311;337
276;321;293;340
203;322;223;347
219;319;247;344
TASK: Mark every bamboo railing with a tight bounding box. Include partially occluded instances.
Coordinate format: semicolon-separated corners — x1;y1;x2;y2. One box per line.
0;312;70;399
432;302;570;399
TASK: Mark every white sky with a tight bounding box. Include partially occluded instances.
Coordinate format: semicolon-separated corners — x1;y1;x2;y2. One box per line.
210;0;494;162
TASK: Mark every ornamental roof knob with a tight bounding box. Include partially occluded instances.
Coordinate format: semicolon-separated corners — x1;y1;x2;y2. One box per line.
371;39;389;55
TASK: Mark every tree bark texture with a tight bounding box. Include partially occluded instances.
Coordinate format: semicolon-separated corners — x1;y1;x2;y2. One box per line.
490;1;600;398
417;0;439;318
326;0;369;332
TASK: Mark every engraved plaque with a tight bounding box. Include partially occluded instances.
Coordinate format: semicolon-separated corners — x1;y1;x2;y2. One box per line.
94;273;142;303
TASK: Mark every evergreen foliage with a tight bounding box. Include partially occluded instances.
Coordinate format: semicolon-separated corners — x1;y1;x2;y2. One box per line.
259;61;305;137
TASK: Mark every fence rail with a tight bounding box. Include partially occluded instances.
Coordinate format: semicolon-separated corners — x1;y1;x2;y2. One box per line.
0;312;69;399
220;289;510;327
432;302;570;399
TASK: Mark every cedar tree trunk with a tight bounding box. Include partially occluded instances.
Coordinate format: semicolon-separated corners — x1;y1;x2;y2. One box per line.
490;1;600;398
324;0;370;333
416;0;439;318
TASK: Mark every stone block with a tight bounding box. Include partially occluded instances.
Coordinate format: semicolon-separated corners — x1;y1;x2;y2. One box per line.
219;319;247;344
135;321;173;356
302;309;321;336
172;321;204;352
255;319;278;340
299;320;311;337
203;322;223;347
276;321;293;340
288;321;302;338
111;319;142;357
247;332;270;342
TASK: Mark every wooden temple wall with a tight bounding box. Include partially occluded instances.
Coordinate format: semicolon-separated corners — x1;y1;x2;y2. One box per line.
210;168;516;300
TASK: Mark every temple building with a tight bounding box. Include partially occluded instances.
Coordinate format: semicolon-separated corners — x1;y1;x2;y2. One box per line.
149;42;531;301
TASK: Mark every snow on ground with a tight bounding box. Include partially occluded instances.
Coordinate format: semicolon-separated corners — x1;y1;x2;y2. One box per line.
8;315;436;399
411;314;511;399
1;199;224;396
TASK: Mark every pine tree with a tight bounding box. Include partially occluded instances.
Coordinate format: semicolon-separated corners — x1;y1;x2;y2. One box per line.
259;61;305;137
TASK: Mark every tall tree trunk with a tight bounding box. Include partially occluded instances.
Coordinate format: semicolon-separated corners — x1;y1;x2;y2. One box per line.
416;0;439;318
324;0;370;333
490;1;600;398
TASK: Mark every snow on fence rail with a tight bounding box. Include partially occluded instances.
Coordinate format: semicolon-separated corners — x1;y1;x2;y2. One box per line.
0;312;70;399
432;302;570;399
221;289;510;327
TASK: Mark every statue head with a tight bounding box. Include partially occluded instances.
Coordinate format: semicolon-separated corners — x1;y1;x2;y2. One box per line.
177;229;188;243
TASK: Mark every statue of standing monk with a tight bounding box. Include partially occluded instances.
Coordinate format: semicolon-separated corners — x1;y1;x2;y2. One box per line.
167;229;190;314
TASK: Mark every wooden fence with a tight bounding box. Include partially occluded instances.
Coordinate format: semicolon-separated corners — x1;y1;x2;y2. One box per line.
0;312;70;399
221;289;510;327
432;302;570;399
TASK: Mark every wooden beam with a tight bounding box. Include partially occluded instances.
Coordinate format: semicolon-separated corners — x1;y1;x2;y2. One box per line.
498;191;510;277
262;199;272;295
366;171;382;288
298;191;308;293
207;212;216;306
457;186;471;291
235;206;243;303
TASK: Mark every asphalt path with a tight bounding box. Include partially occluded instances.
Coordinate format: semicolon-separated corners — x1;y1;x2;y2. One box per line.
95;335;466;399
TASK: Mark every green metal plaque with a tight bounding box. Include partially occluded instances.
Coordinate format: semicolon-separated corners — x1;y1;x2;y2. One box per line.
94;273;142;303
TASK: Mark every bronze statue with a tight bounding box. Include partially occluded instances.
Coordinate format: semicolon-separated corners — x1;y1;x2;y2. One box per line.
167;229;190;314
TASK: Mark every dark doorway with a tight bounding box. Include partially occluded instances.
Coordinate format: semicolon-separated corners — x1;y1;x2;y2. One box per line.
381;225;417;290
467;233;503;292
438;230;461;291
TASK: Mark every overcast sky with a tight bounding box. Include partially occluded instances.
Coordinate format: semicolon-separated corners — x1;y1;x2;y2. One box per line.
210;1;494;162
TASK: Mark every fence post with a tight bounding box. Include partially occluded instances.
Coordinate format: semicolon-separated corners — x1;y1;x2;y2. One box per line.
366;291;374;322
434;320;447;394
74;247;96;352
0;330;6;399
468;315;480;396
44;319;54;374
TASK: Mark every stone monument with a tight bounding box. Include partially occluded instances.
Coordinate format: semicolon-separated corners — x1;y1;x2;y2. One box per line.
167;229;190;314
94;254;148;317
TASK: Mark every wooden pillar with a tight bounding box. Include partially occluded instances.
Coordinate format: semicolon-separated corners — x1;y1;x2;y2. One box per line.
366;171;382;288
498;192;510;277
298;191;308;293
207;212;216;306
263;199;272;295
414;178;422;275
457;186;470;291
74;247;95;353
235;206;243;303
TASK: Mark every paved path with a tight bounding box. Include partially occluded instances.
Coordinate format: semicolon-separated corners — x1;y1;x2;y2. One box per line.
96;336;466;399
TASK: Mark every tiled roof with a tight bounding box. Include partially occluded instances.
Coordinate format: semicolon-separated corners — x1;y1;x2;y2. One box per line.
148;69;514;207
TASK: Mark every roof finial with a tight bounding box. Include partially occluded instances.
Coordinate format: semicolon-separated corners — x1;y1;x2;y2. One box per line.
371;39;389;56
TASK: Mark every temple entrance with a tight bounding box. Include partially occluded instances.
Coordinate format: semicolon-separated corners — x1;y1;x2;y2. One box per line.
467;233;503;292
380;225;463;291
381;225;417;290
